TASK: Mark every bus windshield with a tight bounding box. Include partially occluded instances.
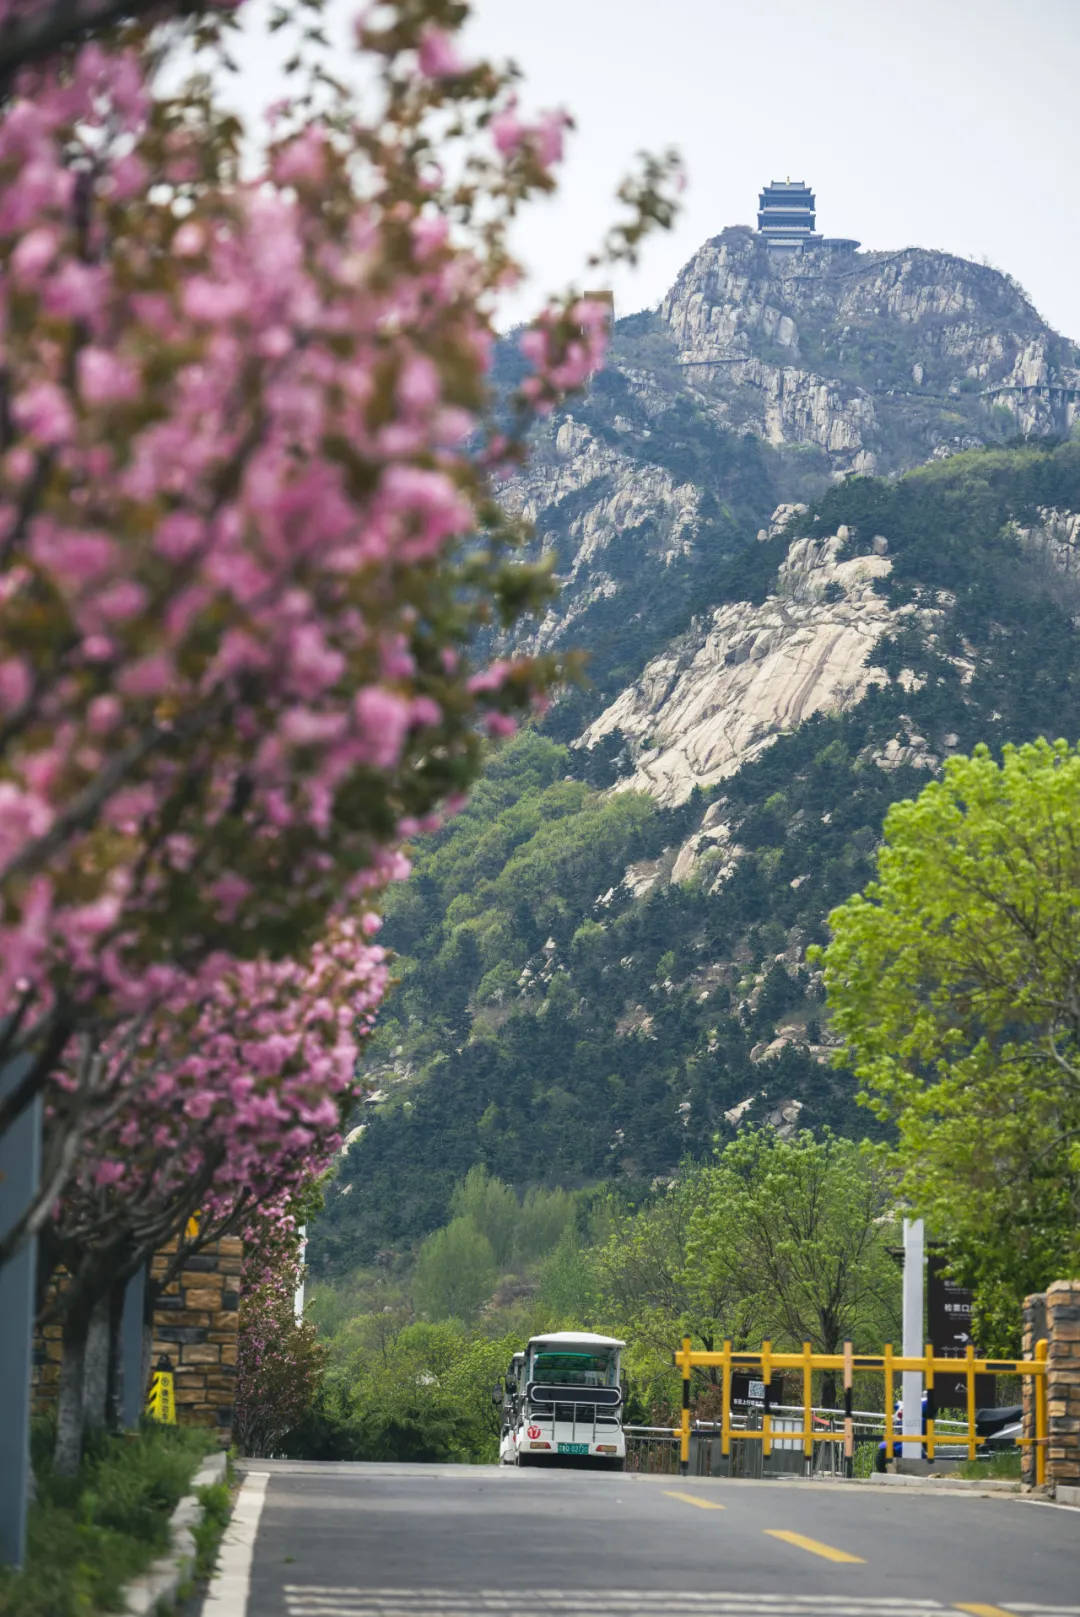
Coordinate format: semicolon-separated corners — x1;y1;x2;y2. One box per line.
531;1351;617;1388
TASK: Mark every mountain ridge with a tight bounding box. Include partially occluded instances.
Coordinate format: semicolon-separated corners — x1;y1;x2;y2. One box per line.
495;228;1079;734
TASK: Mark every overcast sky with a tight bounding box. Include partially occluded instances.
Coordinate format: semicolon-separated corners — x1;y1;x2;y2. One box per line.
233;0;1080;338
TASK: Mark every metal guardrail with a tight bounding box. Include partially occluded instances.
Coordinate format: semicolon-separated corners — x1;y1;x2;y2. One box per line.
626;1406;939;1481
670;1338;1049;1485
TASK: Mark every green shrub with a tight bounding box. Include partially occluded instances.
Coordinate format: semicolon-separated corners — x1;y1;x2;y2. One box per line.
0;1421;216;1617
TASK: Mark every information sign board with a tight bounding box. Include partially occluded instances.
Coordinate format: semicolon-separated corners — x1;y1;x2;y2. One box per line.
730;1371;786;1410
927;1254;994;1408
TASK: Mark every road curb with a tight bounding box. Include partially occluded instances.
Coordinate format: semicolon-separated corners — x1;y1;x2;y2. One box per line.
851;1472;1021;1493
122;1448;228;1616
1054;1482;1080;1507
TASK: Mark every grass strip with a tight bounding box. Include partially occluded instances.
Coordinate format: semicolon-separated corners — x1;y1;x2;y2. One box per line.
0;1419;217;1617
955;1451;1022;1480
192;1473;234;1583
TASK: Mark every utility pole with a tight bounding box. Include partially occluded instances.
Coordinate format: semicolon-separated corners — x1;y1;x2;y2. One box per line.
901;1216;925;1461
0;1054;41;1567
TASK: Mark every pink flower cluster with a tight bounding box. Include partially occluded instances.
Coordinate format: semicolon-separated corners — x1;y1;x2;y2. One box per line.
58;917;387;1237
233;1201;325;1453
491;98;572;172
0;27;560;1023
0;0;679;1291
516;296;611;414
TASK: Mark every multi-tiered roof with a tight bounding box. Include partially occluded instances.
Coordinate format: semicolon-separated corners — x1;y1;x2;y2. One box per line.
756;179;821;249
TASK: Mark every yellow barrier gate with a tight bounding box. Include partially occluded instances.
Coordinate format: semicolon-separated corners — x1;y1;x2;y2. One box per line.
673;1338;1049;1485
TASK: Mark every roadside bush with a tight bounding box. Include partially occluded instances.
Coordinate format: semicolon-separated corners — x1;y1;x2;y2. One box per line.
0;1421;215;1617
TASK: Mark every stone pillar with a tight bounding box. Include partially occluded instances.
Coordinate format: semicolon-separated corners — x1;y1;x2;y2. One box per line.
1046;1278;1080;1491
1021;1289;1047;1489
150;1236;242;1444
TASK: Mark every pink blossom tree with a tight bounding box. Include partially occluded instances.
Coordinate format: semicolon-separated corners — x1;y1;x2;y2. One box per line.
0;0;679;1473
41;916;386;1469
0;0;679;1254
233;1197;326;1457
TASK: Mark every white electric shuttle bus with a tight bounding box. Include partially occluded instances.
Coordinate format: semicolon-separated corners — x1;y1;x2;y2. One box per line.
497;1331;626;1470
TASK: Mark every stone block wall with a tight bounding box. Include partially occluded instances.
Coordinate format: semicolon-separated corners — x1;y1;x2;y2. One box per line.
32;1236;242;1442
1023;1278;1080;1491
1045;1278;1080;1488
150;1235;242;1443
33;1285;63;1414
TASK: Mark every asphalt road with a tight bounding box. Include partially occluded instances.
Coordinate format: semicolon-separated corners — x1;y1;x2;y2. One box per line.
206;1461;1080;1617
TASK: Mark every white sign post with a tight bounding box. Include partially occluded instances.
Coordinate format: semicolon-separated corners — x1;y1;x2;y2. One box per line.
901;1216;925;1461
294;1224;307;1322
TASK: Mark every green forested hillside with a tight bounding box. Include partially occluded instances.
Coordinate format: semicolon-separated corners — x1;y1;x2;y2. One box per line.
311;439;1080;1281
301;1137;900;1460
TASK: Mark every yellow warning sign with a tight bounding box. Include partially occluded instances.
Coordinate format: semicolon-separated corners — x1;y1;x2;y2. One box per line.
146;1357;176;1425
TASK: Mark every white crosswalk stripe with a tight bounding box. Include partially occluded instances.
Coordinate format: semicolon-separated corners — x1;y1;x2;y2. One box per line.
282;1591;1080;1617
284;1591;945;1603
283;1590;949;1616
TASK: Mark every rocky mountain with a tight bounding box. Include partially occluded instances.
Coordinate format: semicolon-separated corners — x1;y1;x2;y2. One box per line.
504;229;1080;720
311;231;1080;1278
659;231;1078;467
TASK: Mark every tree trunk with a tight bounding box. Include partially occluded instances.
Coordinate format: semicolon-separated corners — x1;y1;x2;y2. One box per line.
54;1310;90;1476
140;1315;154;1421
82;1293;110;1432
105;1281;125;1429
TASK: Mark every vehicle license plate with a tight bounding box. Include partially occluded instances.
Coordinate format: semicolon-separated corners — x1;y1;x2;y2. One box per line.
557;1443;589;1455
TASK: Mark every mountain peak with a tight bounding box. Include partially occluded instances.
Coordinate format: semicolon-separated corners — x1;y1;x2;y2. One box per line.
660;229;1078;475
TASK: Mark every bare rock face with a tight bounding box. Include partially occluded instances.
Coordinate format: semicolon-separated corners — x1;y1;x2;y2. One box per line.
498;229;1080;681
505;414;702;653
1014;506;1080;577
577;524;909;806
661;232;1080;470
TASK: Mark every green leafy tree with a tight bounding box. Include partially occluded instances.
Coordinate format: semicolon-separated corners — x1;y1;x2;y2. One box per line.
594;1167;761;1412
516;1186;577;1264
535;1229;600;1322
816;738;1080;1349
687;1130;899;1400
449;1167;521;1267
412;1216;498;1321
441;1333;522;1457
286;1305;519;1463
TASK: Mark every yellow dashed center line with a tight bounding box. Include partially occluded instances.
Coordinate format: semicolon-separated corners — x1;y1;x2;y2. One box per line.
954;1606;1020;1616
662;1490;727;1510
764;1528;865;1564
